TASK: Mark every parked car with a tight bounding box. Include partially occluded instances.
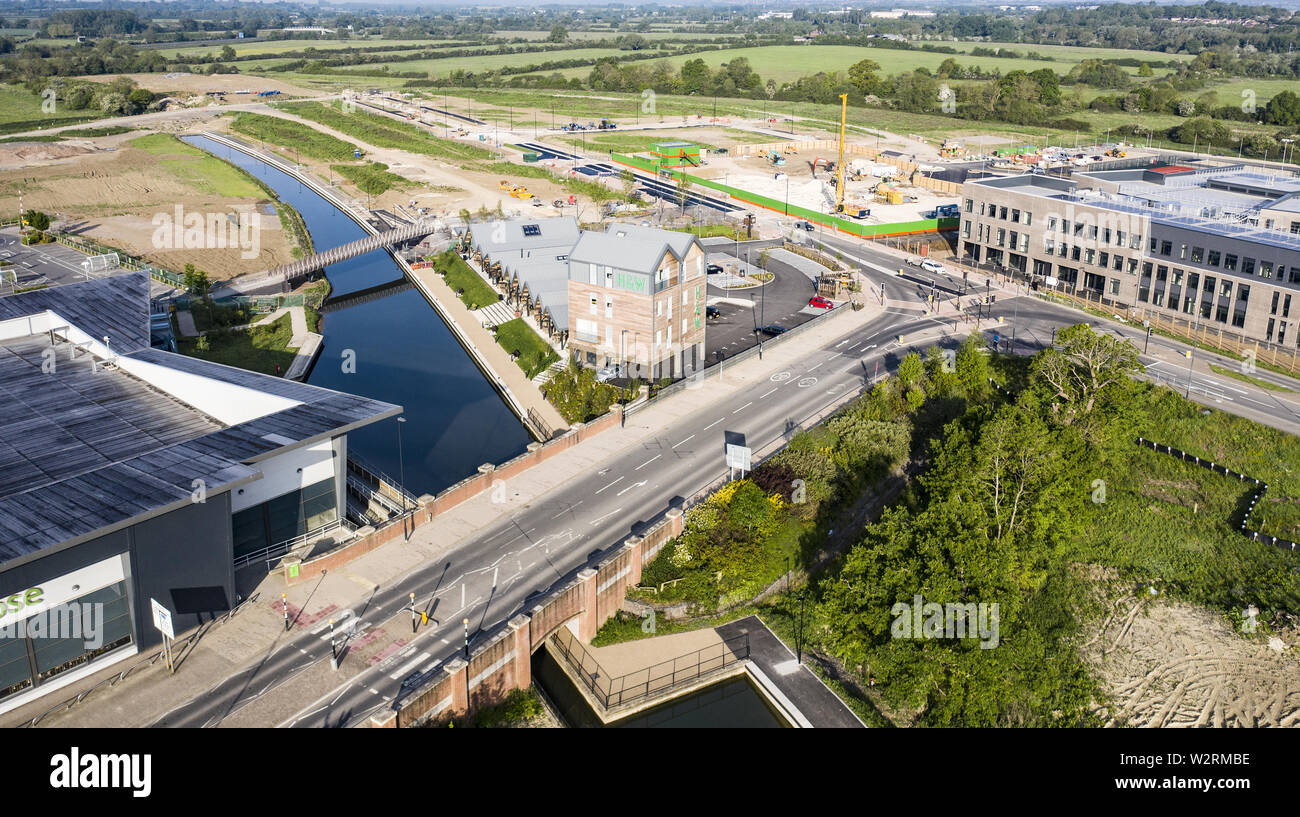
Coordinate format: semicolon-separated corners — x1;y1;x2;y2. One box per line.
905;255;923;266
921;259;947;275
809;296;833;309
706;263;724;275
595;364;624;383
794;221;815;231
706;305;721;319
756;324;788;336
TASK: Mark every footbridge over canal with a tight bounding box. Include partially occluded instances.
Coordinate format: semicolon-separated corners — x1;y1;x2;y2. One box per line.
263;219;442;290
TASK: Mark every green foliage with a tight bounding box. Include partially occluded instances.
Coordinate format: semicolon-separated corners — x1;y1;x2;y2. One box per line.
432;248;497;309
542;360;632;423
329;161;409;195
182;263;210;297
231;111;357;161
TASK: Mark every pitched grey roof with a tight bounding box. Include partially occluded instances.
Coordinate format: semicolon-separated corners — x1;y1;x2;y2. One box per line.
604;223;699;260
468;216;580;254
0;272;400;561
568;231;672;275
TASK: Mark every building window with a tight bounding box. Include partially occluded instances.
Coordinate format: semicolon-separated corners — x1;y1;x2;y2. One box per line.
1099;251;1109;268
1130;234;1142;250
1011;208;1020;223
1023;212;1032;226
605;297;613;318
1208;250;1221;267
233;478;338;560
1047;216;1057;231
1102;228;1112;244
1089;225;1099;240
964;198;973;213
1272;291;1281;315
1241;257;1255;277
1191;246;1204;263
1286;294;1292;318
1260;260;1273;279
1150;237;1158;252
963;221;971;238
1233;284;1249;328
1160;241;1173;256
999;206;1008;220
1044;238;1055;254
1109;278;1120;296
1224;254;1238;272
1116;230;1126;246
1019;233;1029;252
1268;318;1276;341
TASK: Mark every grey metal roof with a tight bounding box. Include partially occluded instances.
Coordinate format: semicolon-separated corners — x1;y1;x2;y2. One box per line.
569;224;701;275
0;272;401;560
468;216;580;255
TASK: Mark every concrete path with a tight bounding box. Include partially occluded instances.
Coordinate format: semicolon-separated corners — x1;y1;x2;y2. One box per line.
716;615;865;728
175;309;199;337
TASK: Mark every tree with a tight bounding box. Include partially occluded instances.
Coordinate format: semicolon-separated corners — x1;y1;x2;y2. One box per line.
182;263;210;296
1264;90;1300;128
547;24;568;43
897;351;925;391
1138;63;1154;77
220;45;236;61
847;58;882;96
1030;323;1140;424
23;209;50;231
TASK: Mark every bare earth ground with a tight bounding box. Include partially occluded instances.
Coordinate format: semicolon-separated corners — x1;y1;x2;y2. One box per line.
1084;592;1300;727
0;134;296;278
75;72;318;101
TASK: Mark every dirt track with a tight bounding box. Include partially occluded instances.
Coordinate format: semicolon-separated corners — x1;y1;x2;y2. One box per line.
1085;593;1300;727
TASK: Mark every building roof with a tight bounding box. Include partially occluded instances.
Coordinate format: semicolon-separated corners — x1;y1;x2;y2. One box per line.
568;224;701;276
0;272;400;561
468;216;579;255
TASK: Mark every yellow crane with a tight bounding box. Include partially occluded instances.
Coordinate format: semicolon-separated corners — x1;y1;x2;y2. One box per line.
835;93;847;216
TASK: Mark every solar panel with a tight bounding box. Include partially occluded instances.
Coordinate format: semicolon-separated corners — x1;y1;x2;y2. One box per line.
522;224;541;237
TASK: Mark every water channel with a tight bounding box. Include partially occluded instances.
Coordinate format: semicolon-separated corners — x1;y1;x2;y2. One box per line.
183;135;531;496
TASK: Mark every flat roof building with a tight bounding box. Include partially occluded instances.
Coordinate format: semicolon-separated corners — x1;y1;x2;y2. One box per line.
0;272;399;713
959;162;1300;349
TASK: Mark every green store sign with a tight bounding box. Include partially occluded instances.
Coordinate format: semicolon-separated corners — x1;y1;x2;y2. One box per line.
614;271;648;294
0;587;44;619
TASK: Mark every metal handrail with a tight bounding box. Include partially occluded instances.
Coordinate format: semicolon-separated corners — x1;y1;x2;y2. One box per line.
346;453;419;506
232;517;353;571
550;627;749;712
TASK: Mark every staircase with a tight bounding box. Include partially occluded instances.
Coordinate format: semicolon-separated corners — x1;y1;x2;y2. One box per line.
531;359;567;387
473;300;517;328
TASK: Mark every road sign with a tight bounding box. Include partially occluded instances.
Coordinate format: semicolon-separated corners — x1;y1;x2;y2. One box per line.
725;443;751;472
151;598;174;639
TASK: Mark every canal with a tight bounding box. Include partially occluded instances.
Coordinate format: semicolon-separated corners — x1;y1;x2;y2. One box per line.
183;135;531;496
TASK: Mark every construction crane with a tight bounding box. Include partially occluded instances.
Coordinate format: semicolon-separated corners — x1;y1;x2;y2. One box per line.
834;93;848;216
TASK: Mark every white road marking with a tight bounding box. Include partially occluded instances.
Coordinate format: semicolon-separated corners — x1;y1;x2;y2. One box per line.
616;480;646;497
672;434;694;448
595;476;624;494
760;388;777;398
733;402;752;413
846;342;861;351
703;417;724;431
636;454;661;470
808;361;824;371
589;508;623;526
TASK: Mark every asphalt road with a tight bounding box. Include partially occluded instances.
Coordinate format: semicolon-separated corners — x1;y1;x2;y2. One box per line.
148;227;1300;728
153;301;950;728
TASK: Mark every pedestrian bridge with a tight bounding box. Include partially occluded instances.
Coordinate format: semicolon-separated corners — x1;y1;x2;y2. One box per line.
264;219;441;290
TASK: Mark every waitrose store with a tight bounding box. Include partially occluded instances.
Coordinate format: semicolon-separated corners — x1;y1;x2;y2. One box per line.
0;273;400;715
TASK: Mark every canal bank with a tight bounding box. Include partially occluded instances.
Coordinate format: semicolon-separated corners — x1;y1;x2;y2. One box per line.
183;133;533;496
194;131;566;443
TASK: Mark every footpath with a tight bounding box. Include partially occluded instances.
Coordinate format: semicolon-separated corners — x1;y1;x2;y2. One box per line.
3;293;906;729
174;304;322;380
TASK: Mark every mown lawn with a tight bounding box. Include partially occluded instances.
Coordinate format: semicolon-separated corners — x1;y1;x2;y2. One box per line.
493;317;559;379
177;314;298;376
433;248;499;310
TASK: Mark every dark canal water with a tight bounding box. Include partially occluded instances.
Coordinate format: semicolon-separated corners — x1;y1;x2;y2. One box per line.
183;135;531;496
532;648;788;728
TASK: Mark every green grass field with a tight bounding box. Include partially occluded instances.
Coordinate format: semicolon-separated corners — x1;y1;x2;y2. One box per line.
229;111;358;161
178;313;298;376
493;318;560;379
326;47;631;78
276;100;495;161
152;38;461;59
0;84;108;135
129;133;269;198
521;43;1181;84
329;161;410;195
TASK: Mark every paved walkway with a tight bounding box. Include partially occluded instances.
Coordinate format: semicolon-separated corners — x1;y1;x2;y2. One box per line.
2;298;890;729
717;616;865;728
406;259;568;436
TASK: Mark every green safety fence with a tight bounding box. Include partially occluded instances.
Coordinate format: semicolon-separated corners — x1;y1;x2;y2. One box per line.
51;231;186;287
609;152;958;238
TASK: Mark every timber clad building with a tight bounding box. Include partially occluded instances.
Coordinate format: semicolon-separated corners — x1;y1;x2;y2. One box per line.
566;223;707;379
960;163;1300;348
0;273;399;714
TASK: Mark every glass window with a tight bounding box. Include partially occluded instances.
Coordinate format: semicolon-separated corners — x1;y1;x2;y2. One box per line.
1023;212;1032;226
1047;216;1057;231
1208;250;1221;267
1011;208;1020;223
1260;260;1273;279
1160;241;1173;256
1117;230;1126;246
0;638;33;703
1241;257;1255;276
964;199;973;213
1224;254;1238;272
1191;247;1204;263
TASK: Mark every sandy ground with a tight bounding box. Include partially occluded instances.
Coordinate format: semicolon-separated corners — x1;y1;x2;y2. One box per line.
76;72;318;101
0;133;297;278
1084;591;1300;727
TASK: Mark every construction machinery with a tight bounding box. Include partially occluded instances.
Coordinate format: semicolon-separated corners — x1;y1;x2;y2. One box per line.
597;118;617;130
1105;144;1127;158
875;183;903;205
782;144;798;155
827;94;874;219
510;186;533;199
811;156;835;177
767;150;787;166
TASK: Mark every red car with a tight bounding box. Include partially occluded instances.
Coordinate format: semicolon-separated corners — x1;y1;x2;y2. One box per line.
809;296;834;309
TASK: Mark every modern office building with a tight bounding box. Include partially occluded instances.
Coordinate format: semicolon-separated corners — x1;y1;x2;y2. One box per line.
566;223;707;379
0;272;399;713
959;162;1300;347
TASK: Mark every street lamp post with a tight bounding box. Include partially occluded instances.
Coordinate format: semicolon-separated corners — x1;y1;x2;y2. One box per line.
1185;348;1195;398
463;617;470;659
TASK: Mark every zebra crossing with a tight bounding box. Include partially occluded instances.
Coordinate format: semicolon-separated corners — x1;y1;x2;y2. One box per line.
307;608;449;684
